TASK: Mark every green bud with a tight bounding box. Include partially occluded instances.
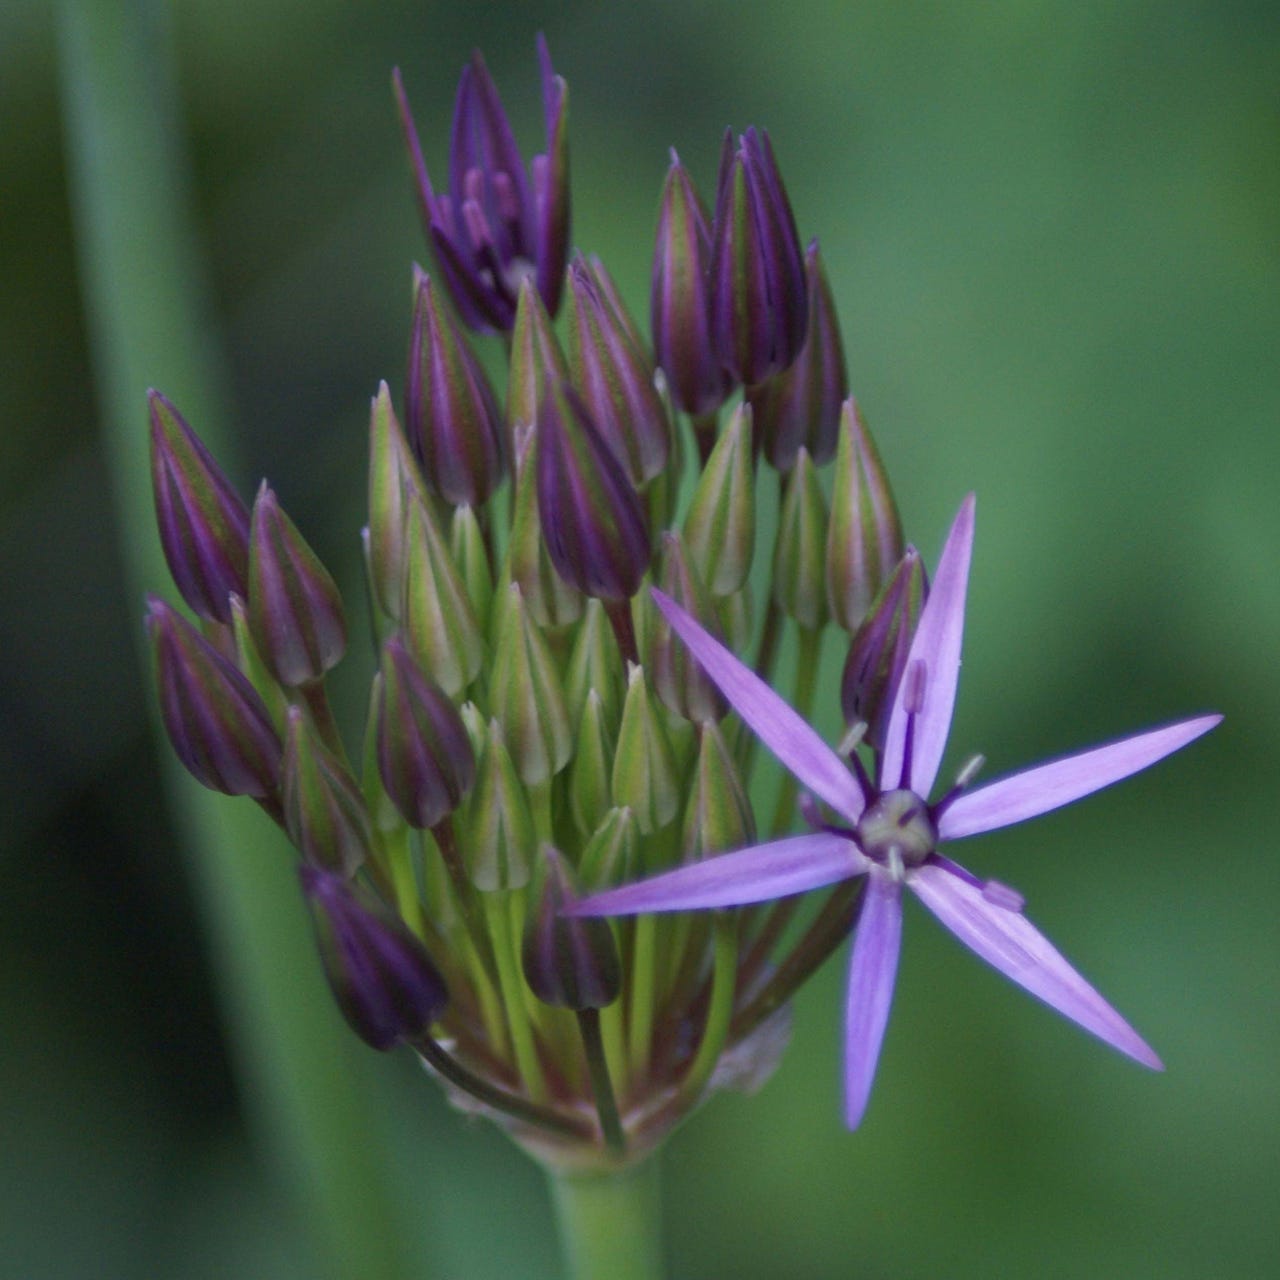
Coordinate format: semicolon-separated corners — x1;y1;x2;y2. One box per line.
683;400;755;596
578;806;640;891
569;689;615;838
826;397;903;631
652;532;728;723
401;496;483;698
681;721;756;861
507;278;568;438
564;598;625;733
715;582;755;655
361;674;403;836
611;664;680;836
366;380;425;622
449;503;494;633
228;592;289;734
489;583;572;786
772;447;830;631
464;719;536;891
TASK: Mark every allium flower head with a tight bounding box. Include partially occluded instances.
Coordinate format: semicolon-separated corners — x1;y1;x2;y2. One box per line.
574;496;1221;1127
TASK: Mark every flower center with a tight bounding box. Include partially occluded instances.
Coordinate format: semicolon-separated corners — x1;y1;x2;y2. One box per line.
855;789;937;872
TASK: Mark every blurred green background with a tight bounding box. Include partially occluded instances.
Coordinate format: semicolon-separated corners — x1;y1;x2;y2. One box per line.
4;0;1277;1276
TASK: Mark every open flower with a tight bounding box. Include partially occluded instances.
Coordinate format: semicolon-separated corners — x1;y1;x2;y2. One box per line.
573;495;1220;1127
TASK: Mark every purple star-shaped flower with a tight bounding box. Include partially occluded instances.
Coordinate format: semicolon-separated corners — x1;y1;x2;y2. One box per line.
573;495;1220;1127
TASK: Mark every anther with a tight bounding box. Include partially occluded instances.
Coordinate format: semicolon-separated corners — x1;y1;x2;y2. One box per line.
837;720;867;758
982;879;1024;912
931;753;987;820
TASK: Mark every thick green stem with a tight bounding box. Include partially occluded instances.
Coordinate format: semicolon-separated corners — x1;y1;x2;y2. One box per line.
550;1159;665;1280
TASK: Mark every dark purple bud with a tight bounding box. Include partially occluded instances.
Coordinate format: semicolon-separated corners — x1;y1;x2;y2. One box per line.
567;254;671;484
748;240;847;471
282;706;371;877
247;483;348;687
376;635;476;829
840;547;928;751
710;128;808;386
148;390;249;624
536;386;652;601
299;863;448;1050
405;270;505;507
146;595;282;797
522;847;621;1010
650;151;729;416
392;35;569;332
652;533;728;724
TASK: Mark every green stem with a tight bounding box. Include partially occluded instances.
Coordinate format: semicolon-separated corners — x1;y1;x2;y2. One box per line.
549;1159;665;1280
483;891;549;1101
57;3;411;1276
627;913;657;1082
577;1008;626;1155
677;912;738;1106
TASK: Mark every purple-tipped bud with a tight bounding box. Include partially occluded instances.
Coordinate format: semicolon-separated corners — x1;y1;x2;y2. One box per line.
148;390;249;625
567;255;672;485
748;240;847;471
522;847;621;1010
652;533;728;724
825;398;904;631
771;448;830;631
709;128;808;386
536;386;652;602
393;35;569;332
405;270;506;506
376;635;476;829
650;152;729;416
282;706;371;877
840;547;928;751
300;863;448;1050
247;483;347;687
682;401;755;597
146;595;282;797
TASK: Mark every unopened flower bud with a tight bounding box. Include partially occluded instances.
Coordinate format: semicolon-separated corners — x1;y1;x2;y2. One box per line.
772;447;830;631
578;806;640;891
569;689;616;838
522;847;621;1010
282;706;371;877
148;390;249;624
825;397;904;631
146;595;282;797
507;277;569;437
376;635;476;828
248;483;347;686
652;533;728;723
536;385;651;602
681;720;756;860
564;598;625;732
406;270;505;506
300;863;448;1050
611;664;679;836
748;239;847;471
465;719;536;891
366;381;427;622
683;401;755;596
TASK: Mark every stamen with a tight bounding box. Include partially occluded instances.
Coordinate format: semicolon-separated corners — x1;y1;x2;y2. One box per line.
839;722;876;807
982;879;1024;912
896;658;927;791
797;791;860;843
886;846;905;883
931;753;986;820
837;720;867;758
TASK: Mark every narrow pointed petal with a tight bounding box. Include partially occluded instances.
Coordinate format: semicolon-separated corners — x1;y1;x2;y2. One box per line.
908;863;1162;1069
569;831;865;917
651;588;867;822
882;494;975;795
843;871;903;1129
938;715;1222;840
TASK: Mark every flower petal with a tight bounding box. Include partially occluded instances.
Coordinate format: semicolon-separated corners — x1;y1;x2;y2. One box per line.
882;495;974;796
844;869;903;1129
937;715;1221;840
568;831;866;917
908;862;1162;1069
651;588;866;821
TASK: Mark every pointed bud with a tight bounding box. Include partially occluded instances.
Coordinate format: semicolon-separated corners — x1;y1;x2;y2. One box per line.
611;664;679;836
681;720;756;861
361;674;404;837
146;595;282;797
366;381;427;622
376;635;476;829
772;448;830;631
569;690;616;837
564;598;625;732
488;584;572;786
247;483;347;686
228;593;289;732
748;240;847;471
683;401;755;596
825;398;904;631
566;254;671;484
579;806;640;891
522;847;621;1010
715;582;754;654
710;128;808;386
650;152;729;415
507;278;569;436
536;385;652;601
464;719;536;890
841;547;928;751
506;424;584;628
300;864;447;1050
401;496;483;697
282;706;371;876
148;390;249;624
406;270;506;507
652;533;728;723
